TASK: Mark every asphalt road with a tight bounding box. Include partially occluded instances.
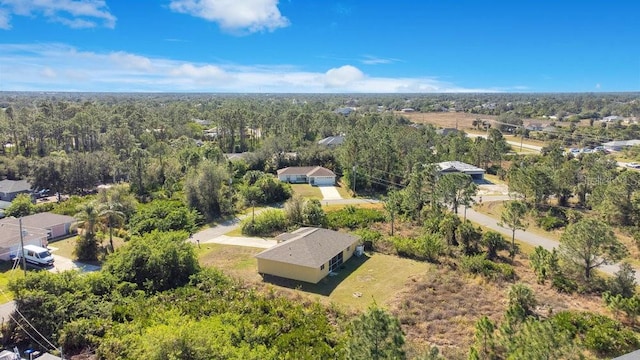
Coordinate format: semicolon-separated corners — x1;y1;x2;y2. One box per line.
462;201;640;283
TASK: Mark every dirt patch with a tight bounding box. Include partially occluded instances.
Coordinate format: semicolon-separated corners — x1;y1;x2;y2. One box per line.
398;112;496;130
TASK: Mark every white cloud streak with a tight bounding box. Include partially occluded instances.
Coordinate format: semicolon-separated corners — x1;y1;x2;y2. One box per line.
169;0;289;34
0;43;499;93
0;0;116;29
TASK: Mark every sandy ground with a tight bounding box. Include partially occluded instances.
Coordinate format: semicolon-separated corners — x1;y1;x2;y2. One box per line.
200;235;276;249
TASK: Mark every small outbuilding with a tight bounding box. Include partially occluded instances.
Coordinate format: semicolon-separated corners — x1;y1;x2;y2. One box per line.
255;227;360;284
277;166;336;186
437;161;485;180
317;135;345;147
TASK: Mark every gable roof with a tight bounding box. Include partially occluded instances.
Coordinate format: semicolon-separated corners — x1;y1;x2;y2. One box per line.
0;179;31;194
317;135;345;146
277;166;336;177
19;213;76;229
255;228;358;268
0;218;49;248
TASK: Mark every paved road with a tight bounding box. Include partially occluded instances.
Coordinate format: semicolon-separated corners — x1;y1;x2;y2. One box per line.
463;201;640;283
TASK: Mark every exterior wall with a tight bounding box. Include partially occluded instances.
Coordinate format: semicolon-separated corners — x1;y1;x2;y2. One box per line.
257;259;327;284
0;190;30;202
342;238;358;263
48;223;68;239
0;237;47;261
310;176;336;185
277;175;308;183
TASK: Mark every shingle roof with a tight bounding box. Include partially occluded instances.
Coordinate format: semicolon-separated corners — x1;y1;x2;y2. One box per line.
255;228;358;268
0;179;31;194
318;135;345;146
277;166;336;177
19;213;76;229
437;161;485;173
0;218;49;248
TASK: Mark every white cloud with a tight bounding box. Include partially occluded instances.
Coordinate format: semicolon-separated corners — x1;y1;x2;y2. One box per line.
324;65;364;87
169;0;289;34
360;55;400;65
0;43;499;93
0;9;10;29
0;0;116;29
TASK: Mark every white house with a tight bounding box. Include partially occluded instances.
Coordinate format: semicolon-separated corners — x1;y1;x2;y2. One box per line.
277;166;336;186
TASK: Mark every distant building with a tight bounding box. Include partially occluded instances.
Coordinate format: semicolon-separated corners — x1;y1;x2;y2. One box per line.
256;227;360;284
317;135;345;147
525;123;544;131
601;139;640;151
437;161;485;180
401;108;415;113
334;107;355;116
602;115;623;122
436;128;458;136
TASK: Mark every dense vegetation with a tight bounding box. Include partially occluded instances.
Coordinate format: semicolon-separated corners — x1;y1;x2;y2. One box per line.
2;92;640;359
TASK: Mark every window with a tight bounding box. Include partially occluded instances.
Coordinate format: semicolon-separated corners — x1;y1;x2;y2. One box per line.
320;264;325;270
329;252;344;272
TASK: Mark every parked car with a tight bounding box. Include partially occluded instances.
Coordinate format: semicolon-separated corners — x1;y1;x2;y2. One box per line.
626;162;640;169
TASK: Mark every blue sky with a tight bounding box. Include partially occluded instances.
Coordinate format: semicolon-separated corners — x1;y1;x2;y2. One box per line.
0;0;638;93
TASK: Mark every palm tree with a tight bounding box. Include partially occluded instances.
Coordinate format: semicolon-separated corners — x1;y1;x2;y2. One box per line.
75;202;99;239
98;202;125;253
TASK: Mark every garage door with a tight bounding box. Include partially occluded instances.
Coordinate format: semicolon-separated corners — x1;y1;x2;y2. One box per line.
313;177;335;185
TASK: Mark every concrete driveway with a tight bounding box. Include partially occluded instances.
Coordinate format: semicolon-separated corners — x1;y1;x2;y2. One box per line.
318;186;342;200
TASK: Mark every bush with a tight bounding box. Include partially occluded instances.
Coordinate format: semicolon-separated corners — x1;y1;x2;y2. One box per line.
326;206;385;230
391;234;444;263
551;311;639;357
460;254;514;281
537;215;565;231
353;228;382;250
241;209;287;237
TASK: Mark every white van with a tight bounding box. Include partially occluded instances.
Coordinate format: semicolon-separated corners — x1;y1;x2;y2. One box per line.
18;245;55;267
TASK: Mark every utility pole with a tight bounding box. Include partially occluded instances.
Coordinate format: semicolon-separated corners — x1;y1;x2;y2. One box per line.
19;218;26;276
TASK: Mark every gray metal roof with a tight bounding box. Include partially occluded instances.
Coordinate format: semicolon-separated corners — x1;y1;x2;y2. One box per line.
256;228;358;268
277;166;335;177
437;161;485;173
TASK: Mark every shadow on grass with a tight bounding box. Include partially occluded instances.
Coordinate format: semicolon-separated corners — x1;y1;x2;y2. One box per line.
261;254;371;296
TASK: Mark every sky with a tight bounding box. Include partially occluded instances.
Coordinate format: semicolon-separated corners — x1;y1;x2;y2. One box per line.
0;0;638;93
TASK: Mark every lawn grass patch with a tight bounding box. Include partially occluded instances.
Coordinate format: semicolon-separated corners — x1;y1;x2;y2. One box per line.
290;184;323;199
0;261;24;303
49;235;127;261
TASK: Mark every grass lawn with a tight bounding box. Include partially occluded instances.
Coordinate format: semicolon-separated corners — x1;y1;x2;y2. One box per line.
473;201;562;242
290;184;323;199
0;261;24;303
48;235;127;261
335;183;352;199
322;202;384;212
199;243;432;311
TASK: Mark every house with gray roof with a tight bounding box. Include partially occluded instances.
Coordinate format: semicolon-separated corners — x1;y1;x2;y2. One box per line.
0;179;31;202
255;227;360;283
317;135;345;147
437;161;485;180
0;213;76;260
277;166;336;186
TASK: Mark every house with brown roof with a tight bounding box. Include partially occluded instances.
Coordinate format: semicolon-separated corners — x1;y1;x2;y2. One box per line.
255;227;360;284
276;166;336;186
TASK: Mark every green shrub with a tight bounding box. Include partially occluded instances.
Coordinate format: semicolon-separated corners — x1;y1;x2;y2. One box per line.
353;228;382;250
241;209;287;237
460;254;514;281
537;215;565;231
326;206;385;230
391;234;444;263
551;311;640;357
34;201;56;213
